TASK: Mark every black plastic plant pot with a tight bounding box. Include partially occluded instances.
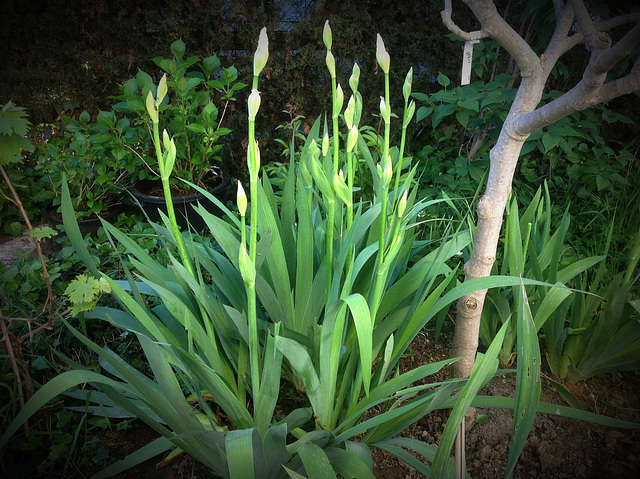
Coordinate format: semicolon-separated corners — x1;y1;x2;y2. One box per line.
46;202;124;251
129;167;232;232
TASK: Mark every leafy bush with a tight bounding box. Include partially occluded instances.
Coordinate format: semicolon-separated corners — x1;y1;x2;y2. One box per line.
111;38;245;189
36;111;131;219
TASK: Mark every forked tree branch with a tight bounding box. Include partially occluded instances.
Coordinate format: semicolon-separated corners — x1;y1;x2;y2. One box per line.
542;3;575;80
553;12;640;62
570;0;611;55
441;0;489;41
462;0;540;73
593;53;640;104
516;21;640;134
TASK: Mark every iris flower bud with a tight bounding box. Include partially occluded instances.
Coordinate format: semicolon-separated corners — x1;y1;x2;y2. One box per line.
326;51;336;78
322;132;330;157
349;63;360;94
403;67;413;103
323;20;332;50
376;34;390;74
253;27;269;77
237;182;247;217
248;89;261;121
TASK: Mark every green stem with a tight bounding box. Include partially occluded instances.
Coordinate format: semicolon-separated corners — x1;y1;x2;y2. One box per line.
152;120;194;277
326;199;335;302
392;99;409;204
237;213;249;405
326;71;339;303
331;75;340;177
372;71;392;321
248;73;260;404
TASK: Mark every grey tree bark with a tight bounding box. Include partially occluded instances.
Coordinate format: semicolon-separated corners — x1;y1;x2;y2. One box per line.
442;0;640;379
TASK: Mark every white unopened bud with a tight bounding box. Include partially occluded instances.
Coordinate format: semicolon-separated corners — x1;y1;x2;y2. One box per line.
326;51;336;78
379;96;390;123
349;63;360;94
322;132;330;157
403;67;413;103
237;182;247;217
335;84;344;114
376;34;390;74
254;28;269;76
323;20;332;50
347;125;358;152
248;89;261;121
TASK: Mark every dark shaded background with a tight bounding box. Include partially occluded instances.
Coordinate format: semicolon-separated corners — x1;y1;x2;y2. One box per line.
1;0;638;177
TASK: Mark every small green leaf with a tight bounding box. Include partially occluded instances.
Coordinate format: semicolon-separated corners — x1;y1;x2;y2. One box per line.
29;226;58;240
65;274;101;305
4;221;23;237
541;133;560;153
437;72;450;87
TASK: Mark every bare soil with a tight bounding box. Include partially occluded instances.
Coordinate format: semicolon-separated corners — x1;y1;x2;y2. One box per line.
372;334;640;479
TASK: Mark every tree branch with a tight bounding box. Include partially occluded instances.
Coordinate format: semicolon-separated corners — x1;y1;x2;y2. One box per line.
515;21;640;134
441;0;489;41
552;0;564;16
592;54;640;104
592;22;640;76
570;0;611;55
542;3;576;81
463;0;540;76
556;12;640;60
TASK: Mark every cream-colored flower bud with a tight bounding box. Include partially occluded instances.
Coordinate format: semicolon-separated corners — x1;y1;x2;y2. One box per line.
323;20;332;50
253;27;269;77
349;62;360;94
397;190;408;218
403;67;413;103
335;83;344;114
376;34;390;74
379;96;390;123
346;125;358;152
237;181;247;217
322;132;330;157
334;171;352;208
345;95;355;129
161;130;176;180
404;100;416;128
326;50;336;78
157;74;168;105
248;89;261;121
382;156;393;187
146;91;158;123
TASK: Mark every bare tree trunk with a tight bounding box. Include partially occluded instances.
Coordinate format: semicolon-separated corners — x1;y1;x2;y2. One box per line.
442;0;640;380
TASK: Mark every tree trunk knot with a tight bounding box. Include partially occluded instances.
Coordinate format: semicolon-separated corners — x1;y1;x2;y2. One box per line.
465;298;478;309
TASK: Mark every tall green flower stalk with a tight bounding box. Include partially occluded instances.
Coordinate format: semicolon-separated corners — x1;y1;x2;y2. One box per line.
323;21;343;303
243;27;268;405
392;68;416;204
370;34;393;322
236;181;249;405
145;75;194;277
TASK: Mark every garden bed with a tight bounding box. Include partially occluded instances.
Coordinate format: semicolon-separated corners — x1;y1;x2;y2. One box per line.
46;331;639;478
